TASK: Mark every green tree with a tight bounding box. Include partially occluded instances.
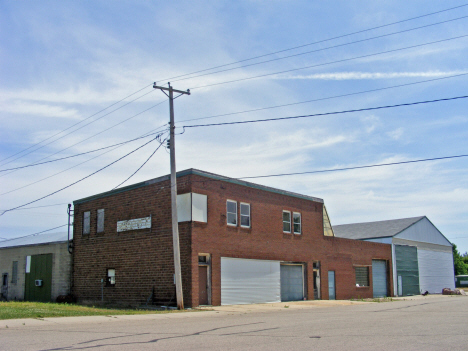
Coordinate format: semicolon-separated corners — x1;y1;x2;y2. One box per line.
453;244;468;275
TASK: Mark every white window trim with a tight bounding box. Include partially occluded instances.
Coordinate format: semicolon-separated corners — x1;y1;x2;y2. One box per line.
226;200;237;226
283;210;291;233
240;202;251;228
293;212;302;235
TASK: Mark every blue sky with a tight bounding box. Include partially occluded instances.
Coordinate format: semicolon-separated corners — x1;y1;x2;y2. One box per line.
1;1;467;253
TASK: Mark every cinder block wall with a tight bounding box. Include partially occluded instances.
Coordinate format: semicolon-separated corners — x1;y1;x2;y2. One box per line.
0;243;71;301
188;174;393;306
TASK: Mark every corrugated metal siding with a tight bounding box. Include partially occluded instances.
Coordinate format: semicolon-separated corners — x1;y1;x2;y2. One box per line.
372;260;387;297
280;265;304;301
395;217;451;246
418;249;455;293
221;257;280;305
395;245;420;296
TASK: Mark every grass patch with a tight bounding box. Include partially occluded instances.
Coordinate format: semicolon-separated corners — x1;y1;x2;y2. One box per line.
0;301;174;320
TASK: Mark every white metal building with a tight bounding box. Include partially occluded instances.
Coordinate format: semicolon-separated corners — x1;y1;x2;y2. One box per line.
333;216;455;296
0;232;72;302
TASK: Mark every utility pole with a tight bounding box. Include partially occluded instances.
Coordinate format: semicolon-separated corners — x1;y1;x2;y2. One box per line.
153;82;190;310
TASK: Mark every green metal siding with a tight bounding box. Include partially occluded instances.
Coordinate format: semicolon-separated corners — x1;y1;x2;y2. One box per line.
25;254;52;302
395;245;419;296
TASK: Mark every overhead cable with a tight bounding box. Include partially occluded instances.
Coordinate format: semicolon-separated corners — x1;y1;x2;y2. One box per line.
171;15;468;84
159;3;468;82
178;72;468;124
0;85;155;167
0;224;69;242
184;95;468;128
113;133;168;189
0;137;159;215
189;34;468;90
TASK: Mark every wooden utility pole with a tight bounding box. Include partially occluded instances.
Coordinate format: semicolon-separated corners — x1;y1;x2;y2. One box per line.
153;82;190;310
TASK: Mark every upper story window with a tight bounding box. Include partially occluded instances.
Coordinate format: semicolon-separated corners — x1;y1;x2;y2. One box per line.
226;200;237;226
107;269;116;286
83;211;90;235
97;209;105;233
240;203;250;228
293;212;302;234
283;211;291;233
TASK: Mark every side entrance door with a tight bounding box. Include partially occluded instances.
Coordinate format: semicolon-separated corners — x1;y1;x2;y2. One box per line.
328;271;336;300
1;273;8;300
198;265;209;305
372;260;388;298
25;254;52;302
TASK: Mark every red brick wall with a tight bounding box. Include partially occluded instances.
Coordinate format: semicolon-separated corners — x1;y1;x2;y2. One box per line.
72;172;392;307
72;177;192;306
188;174;392;306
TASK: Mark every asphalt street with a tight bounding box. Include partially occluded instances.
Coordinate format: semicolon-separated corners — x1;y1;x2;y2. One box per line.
1;295;466;351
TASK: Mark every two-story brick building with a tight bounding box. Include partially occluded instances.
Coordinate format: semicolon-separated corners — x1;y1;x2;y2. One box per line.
72;169;393;307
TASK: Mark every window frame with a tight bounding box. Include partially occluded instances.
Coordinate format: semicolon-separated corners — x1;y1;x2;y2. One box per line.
355;266;369;287
226;200;237;226
293;212;302;235
97;209;105;233
83;211;91;235
283;210;291;233
107;268;116;287
240;202;251;228
11;261;18;284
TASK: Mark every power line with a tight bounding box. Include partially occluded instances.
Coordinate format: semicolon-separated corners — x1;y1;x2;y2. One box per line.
0;203;68;211
171;15;468;84
189;34;468;90
0;225;69;243
0;84;155;167
159;3;468;82
0;99;167;179
178;72;468;124
0;132;164;173
113;133;168;189
0;136;159;215
184;94;468;128
0;130;168;196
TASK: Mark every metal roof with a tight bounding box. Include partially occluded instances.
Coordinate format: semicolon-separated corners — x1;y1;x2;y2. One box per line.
0;232;69;249
333;216;425;240
74;168;324;205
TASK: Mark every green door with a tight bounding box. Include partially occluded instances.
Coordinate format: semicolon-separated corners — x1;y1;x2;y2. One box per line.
25;254;52;302
395;245;419;296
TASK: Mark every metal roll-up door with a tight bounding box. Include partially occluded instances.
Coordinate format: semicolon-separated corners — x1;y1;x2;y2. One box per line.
395;245;419;296
280;264;304;301
221;257;280;305
372;260;387;298
418;249;455;293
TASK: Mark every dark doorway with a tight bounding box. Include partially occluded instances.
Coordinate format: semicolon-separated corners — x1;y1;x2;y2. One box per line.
199;265;208;305
1;273;8;300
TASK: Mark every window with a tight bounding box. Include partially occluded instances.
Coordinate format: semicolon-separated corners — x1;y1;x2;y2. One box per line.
107;269;115;286
97;209;105;233
355;267;369;287
293;212;301;234
240;203;250;228
11;261;18;284
226;200;237;226
283;211;291;233
83;211;90;235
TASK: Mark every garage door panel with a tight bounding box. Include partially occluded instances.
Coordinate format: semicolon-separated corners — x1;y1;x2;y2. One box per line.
221;257;280;305
418;249;455;293
281;265;304;302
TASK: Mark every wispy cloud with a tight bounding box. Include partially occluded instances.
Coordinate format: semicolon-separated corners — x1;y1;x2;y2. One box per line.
274;71;468;80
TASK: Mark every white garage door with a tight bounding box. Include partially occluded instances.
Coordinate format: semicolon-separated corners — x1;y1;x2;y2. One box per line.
418;249;455;293
221;257;281;305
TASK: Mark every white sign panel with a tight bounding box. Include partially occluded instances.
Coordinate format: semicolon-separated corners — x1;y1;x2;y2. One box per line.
117;216;151;232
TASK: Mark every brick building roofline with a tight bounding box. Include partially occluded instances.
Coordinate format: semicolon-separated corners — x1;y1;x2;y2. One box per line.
73;168;323;205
